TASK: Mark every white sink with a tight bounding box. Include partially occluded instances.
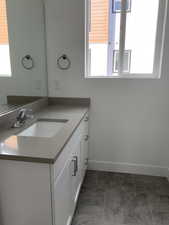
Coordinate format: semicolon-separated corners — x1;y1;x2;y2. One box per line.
18;119;68;138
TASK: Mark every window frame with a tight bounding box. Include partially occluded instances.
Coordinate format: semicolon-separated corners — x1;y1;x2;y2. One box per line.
112;0;132;13
85;0;168;79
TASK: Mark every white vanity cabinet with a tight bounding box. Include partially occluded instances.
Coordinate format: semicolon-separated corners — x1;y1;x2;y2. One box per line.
0;112;89;225
51;113;89;225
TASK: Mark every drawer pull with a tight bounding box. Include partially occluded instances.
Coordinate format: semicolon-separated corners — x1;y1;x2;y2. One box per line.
75;156;78;173
72;156;78;176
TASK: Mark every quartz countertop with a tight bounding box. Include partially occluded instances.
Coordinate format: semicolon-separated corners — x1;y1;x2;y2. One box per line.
0;104;89;163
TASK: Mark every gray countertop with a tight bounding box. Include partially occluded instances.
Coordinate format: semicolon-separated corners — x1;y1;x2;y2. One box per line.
0;104;89;164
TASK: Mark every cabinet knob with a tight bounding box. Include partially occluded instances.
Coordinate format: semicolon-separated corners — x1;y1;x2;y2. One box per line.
84;116;89;122
84;135;89;141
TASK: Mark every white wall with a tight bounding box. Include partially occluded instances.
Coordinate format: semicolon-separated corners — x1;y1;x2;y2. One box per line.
0;0;48;98
45;0;169;175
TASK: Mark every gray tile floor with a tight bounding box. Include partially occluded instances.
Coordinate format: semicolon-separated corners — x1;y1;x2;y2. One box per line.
72;170;169;225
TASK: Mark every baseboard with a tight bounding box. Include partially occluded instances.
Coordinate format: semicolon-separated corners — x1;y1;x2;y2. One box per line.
88;160;169;177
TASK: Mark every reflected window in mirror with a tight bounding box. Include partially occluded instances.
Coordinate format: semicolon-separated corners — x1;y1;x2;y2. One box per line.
0;0;11;76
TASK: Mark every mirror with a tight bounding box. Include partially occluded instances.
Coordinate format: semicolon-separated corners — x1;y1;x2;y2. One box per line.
0;0;47;106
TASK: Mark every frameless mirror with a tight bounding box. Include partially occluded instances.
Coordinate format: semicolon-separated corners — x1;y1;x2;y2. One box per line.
0;0;47;107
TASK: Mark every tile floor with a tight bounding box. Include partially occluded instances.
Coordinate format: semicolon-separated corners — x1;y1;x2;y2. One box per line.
72;170;169;225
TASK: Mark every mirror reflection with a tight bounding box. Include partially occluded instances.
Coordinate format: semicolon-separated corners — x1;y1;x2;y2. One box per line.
0;0;47;109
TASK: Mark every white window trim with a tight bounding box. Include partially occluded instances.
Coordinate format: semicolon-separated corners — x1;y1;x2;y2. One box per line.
85;0;168;79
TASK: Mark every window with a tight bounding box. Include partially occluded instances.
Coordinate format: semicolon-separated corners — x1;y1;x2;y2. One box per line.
85;0;167;78
113;50;131;73
0;0;11;76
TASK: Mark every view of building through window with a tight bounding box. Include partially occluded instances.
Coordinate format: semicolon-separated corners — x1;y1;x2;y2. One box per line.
87;0;162;77
0;0;11;75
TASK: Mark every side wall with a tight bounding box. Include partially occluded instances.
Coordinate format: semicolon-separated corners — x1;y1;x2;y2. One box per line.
45;0;169;176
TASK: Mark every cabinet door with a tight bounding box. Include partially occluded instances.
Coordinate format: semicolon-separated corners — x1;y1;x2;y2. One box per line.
54;159;72;225
71;140;82;212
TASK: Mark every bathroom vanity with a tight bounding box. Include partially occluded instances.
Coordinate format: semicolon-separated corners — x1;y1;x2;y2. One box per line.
0;100;89;225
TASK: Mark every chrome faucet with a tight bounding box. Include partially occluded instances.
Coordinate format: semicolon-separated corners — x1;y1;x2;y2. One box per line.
13;108;34;128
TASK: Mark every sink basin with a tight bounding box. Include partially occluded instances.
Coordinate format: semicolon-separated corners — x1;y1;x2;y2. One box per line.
17;119;68;138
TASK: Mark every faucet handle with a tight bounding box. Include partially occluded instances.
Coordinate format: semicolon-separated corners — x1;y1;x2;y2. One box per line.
13;108;34;128
17;108;34;121
17;109;26;121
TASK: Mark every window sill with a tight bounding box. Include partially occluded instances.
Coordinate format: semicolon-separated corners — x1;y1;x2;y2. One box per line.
85;75;160;79
0;74;12;78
